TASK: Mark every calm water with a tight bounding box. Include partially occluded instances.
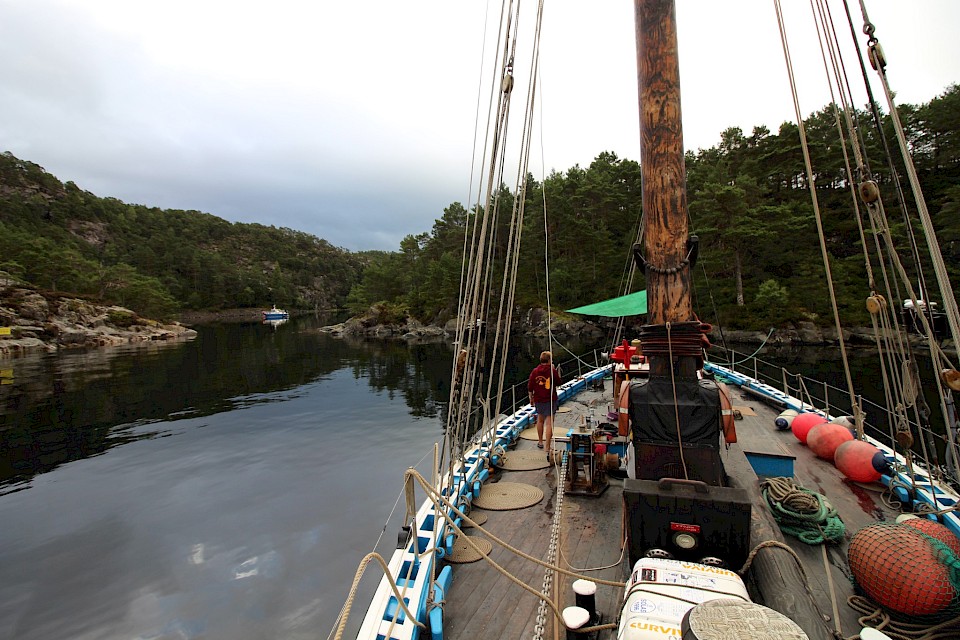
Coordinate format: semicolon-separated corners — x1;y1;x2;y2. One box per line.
0;316;579;640
0;319;945;640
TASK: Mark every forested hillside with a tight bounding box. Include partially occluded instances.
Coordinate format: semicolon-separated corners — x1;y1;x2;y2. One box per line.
348;85;960;330
0;152;364;319
1;85;957;330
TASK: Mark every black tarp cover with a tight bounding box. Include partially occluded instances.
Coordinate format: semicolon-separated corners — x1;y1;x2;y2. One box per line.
627;376;721;446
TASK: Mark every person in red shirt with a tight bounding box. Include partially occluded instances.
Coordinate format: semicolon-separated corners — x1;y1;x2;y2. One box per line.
527;350;562;454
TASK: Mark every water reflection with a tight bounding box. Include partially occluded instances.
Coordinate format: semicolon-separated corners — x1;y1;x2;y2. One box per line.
0;320;466;640
262;318;288;329
0;317;460;488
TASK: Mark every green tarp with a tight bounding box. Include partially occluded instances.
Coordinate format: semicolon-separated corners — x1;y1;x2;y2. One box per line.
566;290;647;317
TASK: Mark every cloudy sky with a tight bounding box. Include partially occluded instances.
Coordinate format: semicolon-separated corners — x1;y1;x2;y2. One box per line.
1;1;957;251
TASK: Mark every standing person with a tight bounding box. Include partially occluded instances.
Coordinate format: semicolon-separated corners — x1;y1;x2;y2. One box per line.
528;350;562;455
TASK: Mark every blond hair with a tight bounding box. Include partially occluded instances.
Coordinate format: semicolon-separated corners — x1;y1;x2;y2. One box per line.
539;351;552;364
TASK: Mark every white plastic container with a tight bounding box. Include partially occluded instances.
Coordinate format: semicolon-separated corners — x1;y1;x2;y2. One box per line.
617;557;750;640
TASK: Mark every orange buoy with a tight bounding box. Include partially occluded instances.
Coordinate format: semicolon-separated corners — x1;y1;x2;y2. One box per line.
901;517;960;555
718;382;737;444
835;440;882;483
848;523;955;616
807;423;854;461
791;412;827;444
617;380;630;436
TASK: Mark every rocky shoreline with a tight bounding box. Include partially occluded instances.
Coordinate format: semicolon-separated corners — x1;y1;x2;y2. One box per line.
318;307;605;342
3;285;949;359
319;307;953;353
0;281;196;359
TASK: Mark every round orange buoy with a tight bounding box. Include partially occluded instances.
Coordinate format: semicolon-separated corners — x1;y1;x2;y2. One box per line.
807;423;854;461
848;523;955;616
791;412;827;444
901;517;960;555
847;524;954;616
835;440;883;483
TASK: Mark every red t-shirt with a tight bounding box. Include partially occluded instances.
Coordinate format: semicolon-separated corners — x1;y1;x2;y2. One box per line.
528;363;561;404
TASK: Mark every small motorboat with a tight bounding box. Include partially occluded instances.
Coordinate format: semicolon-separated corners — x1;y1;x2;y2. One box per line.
261;306;289;321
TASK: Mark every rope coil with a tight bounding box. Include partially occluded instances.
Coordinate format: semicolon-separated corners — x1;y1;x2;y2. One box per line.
638;321;709;358
761;477;846;544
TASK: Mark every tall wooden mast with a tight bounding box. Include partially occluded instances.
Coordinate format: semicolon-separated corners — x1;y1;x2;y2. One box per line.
634;0;696;376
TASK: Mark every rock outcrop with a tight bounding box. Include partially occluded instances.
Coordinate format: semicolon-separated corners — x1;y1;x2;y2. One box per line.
0;282;196;359
320;305;446;341
320;305;607;341
319;305;953;354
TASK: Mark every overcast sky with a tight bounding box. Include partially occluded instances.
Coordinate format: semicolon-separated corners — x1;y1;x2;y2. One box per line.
1;1;957;251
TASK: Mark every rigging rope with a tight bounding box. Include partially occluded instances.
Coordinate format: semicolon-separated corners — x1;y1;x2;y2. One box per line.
761;477;846;545
775;0;865;438
847;595;960;640
403;468;620;629
446;0;527;486
854;1;960;478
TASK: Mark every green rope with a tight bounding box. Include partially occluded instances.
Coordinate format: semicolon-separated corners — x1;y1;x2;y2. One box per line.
761;477;846;545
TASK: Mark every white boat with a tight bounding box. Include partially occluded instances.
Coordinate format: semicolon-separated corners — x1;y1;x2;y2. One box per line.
261;306;289;321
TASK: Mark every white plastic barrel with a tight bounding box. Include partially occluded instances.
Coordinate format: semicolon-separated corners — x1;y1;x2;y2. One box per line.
617;558;750;640
774;409;798;431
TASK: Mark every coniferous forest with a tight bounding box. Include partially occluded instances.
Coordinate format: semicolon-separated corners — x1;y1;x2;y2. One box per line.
1;85;958;329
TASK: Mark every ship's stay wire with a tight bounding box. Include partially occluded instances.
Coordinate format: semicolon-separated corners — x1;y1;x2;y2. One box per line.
774;0;863;440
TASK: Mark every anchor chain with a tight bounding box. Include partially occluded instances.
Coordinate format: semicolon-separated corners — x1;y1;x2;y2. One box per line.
533;452;567;640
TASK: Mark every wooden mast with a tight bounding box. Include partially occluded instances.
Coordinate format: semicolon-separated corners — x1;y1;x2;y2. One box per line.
634;0;696;376
628;8;837;637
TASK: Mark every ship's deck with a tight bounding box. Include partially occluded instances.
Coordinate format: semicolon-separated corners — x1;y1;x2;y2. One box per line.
440;371;901;640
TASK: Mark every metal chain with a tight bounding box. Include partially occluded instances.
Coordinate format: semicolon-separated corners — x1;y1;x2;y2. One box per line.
533;452;567;639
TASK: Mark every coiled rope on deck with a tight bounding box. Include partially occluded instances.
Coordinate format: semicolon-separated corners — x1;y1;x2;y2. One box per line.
761;477;846;545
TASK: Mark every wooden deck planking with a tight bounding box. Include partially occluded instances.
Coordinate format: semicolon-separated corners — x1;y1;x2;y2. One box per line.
472;492;548;638
445;381;628;639
558;487;628;632
446;454;563;638
449;502;540;636
440;374;900;640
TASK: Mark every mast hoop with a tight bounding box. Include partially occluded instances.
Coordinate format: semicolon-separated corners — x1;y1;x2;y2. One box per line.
631;236;698;275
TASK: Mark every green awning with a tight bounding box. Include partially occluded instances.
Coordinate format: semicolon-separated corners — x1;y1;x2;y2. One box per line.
566;290;647;317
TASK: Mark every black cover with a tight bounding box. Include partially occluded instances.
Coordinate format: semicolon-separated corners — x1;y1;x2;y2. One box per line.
628;376;721;446
623;477;752;569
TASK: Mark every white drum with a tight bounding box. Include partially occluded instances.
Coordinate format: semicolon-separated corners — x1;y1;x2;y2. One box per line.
617;558;750;640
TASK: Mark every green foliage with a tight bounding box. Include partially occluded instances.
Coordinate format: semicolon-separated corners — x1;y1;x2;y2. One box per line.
370;301;409;326
2;85;958;331
754;279;791;326
0;154;364;318
107;309;137;328
755;279;789;307
340;84;959;332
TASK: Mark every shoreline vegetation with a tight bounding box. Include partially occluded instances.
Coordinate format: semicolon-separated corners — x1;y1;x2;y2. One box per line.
0;84;960;358
1;84;957;344
1;292;950;360
317;305;954;354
